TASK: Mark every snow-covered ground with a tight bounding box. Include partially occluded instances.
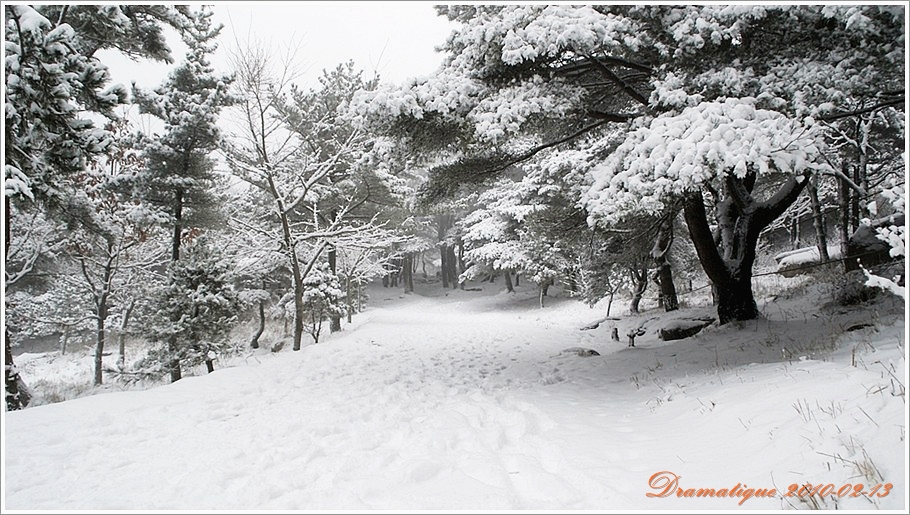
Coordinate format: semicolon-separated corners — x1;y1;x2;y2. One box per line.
3;278;907;511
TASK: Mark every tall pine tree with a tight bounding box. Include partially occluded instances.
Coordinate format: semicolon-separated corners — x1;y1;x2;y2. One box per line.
132;7;234;381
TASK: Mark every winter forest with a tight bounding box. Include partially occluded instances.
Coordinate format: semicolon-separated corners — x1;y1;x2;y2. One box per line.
3;3;908;511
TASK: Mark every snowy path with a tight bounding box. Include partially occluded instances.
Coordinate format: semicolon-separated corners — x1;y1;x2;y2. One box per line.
4;287;906;510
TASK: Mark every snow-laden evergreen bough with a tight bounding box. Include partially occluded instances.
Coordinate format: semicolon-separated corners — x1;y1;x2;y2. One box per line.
352;4;905;325
4;5;200;409
585;97;832;323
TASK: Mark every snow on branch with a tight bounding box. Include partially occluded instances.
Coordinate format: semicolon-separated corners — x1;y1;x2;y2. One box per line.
585;97;831;224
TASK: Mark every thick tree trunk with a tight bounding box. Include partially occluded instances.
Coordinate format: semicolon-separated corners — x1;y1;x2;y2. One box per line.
205;359;214;373
683;172;806;325
504;270;514;293
714;275;759;325
656;261;679;311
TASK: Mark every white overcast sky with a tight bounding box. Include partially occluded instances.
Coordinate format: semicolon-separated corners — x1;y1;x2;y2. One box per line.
102;2;455;94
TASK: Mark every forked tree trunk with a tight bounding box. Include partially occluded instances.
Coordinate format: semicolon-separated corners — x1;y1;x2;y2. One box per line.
683;171;808;325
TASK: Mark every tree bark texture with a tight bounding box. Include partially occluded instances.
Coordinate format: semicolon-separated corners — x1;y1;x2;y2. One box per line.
683;171;808;324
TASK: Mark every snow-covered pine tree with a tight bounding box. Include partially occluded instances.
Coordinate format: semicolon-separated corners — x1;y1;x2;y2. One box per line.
353;5;904;325
132;7;234;263
4;4;195;410
141;237;241;381
300;265;346;344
